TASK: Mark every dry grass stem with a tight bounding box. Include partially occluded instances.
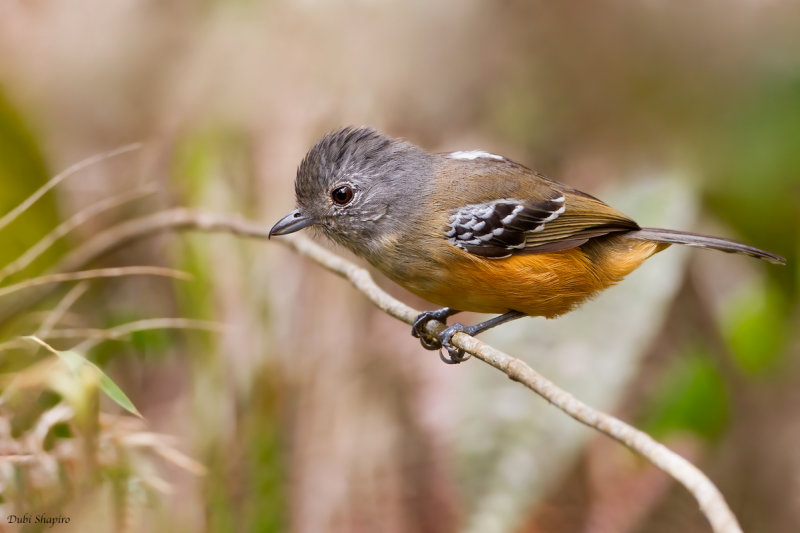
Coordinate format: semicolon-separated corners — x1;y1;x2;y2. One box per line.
0;184;158;282
45;318;225;351
121;432;207;476
34;281;91;339
0;143;143;233
0;266;192;299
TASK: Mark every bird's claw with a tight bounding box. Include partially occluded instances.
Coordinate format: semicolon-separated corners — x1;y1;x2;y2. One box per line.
418;334;442;351
411;313;440;349
411;308;456;350
437;323;470;364
411;308;470;363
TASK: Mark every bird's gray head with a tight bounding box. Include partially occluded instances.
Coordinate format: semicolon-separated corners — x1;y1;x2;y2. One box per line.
270;127;434;258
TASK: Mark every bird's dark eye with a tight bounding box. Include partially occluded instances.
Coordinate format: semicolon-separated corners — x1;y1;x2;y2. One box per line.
331;185;354;205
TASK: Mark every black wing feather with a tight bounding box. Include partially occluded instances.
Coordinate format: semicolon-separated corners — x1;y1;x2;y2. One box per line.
446;195;566;258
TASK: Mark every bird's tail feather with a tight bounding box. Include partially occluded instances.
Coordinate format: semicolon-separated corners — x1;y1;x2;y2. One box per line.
627;227;786;265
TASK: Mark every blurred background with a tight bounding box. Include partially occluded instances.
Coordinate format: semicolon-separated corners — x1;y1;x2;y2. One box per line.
0;1;798;532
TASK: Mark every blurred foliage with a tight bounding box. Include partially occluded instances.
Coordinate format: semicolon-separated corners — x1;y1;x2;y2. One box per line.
239;372;286;533
722;280;791;376
703;76;800;294
0;91;209;530
172;128;226;325
0;90;65;356
640;344;729;441
0;341;201;531
0;90;62;276
172;126;287;532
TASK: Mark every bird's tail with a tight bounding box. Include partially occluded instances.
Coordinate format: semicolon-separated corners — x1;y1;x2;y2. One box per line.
627;227;786;265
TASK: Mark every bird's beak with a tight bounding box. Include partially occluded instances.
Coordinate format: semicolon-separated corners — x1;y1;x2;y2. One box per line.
269;209;316;238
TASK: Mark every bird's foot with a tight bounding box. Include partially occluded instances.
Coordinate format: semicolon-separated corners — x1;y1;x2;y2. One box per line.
411;307;459;350
415;310;526;365
437;323;472;364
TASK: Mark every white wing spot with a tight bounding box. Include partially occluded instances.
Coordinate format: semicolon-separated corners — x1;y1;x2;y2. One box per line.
540;204;566;223
475;205;494;218
447;150;504;161
500;205;524;225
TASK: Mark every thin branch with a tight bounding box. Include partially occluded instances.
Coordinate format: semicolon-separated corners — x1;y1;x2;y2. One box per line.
0;142;143;233
2;208;742;533
0;184;158;282
0;266;191;299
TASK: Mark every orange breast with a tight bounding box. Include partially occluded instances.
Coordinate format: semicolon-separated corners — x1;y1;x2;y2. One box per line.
396;236;667;318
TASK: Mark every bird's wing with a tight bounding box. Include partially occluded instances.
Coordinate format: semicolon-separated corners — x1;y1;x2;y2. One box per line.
443;166;639;258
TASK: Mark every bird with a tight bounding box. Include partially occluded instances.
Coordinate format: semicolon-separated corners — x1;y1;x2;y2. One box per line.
269;126;785;363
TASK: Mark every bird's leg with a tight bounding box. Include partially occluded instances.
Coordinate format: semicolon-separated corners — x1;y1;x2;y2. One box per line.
438;311;526;364
411;307;461;350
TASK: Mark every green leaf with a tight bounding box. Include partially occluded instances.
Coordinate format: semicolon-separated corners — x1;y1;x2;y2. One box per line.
56;350;142;418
